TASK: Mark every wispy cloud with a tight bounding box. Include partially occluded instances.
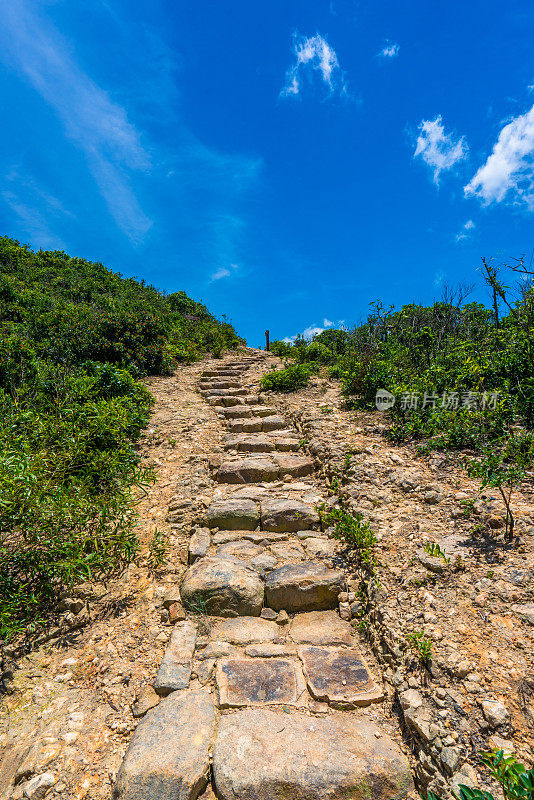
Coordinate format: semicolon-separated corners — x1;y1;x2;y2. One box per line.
281;33;347;98
0;1;152;242
413;115;468;183
283;318;335;343
210;262;239;282
378;41;399;59
464;103;534;209
455;219;475;242
433;270;445;287
2;189;67;251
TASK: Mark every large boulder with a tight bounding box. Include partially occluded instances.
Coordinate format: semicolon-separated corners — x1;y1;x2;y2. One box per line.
113;691;216;800
180;557;264;617
261;500;320;532
212;709;413;800
265;562;345;612
204;499;259;531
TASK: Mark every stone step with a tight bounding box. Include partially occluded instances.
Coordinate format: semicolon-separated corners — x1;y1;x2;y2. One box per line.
200;387;248;397
113;691;216;800
201;370;243;378
215;656;307;709
223;405;275;419
180;557;264;616
215;455;314;484
261;499;321;532
198;380;242;389
227;416;287;433
298;645;384;707
204;498;260;530
265;561;345;612
223;434;300;453
212;710;412;800
207;395;245;407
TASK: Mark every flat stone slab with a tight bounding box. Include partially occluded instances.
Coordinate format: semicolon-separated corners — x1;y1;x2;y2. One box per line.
299;646;384;707
113;691;216;800
189;528;211;563
251;552;278;571
269;541;306;561
512;602;534;625
261;415;287;431
224;406;253;419
199;381;241;389
261;499;321;532
229;418;263;433
224;435;275;453
245;643;296;657
210;617;279;644
216;657;306;708
304;537;337;559
289;611;352;646
204;499;259;530
274;454;315;477
216;457;279;484
208;395;244;407
216;540;265;559
212;709;413;800
265;562;345;612
153;621;197;696
272;436;300;451
224;405;276;419
180;557;264;617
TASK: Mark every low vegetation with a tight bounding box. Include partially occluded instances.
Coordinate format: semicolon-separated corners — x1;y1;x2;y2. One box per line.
428;749;534;800
269;256;534;540
0;236;243;640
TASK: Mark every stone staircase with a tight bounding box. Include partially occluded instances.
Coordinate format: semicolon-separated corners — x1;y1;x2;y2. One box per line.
112;353;413;800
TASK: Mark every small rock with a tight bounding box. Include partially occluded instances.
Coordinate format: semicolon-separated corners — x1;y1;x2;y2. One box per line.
21;772;55;799
440;747;461;776
132;686;160;718
163;588;182;609
260;608;278;620
481;700;510;728
399;689;423;711
168;602;186;623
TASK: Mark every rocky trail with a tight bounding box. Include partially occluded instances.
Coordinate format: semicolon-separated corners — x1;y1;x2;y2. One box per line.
1;349;533;800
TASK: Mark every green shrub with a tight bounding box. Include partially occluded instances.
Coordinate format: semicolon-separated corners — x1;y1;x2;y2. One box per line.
260;362;315;392
0;236;244;639
428;750;534;800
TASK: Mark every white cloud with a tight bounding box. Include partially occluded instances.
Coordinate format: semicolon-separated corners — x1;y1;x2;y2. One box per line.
281;34;347;98
414;115;469;183
283;318;335;343
379;41;399;58
434;270;445;287
0;1;152;242
210;262;239;282
464;104;534;208
455;219;475;242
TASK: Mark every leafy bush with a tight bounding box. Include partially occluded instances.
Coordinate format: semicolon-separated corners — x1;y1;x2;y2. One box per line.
0;237;243;639
326;508;377;598
260;362;316;392
428;750;534;800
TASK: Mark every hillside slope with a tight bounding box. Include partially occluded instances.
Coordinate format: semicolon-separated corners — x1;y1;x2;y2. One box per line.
0;237;243;640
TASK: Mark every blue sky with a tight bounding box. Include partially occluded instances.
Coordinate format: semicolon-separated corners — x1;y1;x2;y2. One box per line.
1;0;534;346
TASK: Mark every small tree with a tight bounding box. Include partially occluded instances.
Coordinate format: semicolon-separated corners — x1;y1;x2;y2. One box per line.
467;439;526;542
